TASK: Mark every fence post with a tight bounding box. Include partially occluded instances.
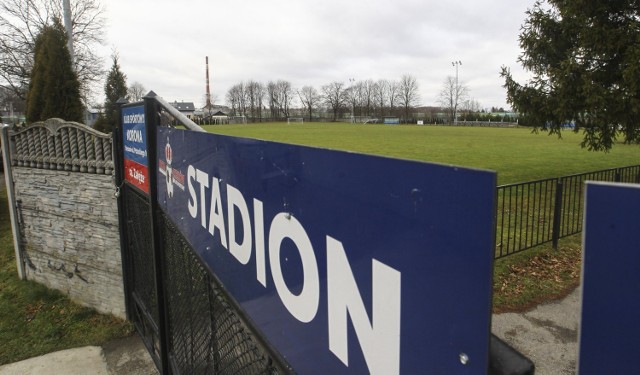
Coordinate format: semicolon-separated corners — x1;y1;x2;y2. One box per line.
114;98;133;320
143;94;170;375
1;125;26;280
552;179;564;250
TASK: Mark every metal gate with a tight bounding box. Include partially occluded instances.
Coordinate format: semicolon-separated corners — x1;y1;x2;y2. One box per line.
114;94;290;375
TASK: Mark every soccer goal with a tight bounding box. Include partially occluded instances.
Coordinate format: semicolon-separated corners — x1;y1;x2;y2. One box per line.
229;115;247;124
287;117;304;124
351;116;378;124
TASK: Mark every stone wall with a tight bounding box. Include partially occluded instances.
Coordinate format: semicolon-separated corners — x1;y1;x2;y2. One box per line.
4;119;125;319
12;168;124;318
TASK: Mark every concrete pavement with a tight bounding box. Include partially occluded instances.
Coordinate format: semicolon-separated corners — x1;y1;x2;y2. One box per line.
0;334;158;375
492;286;581;375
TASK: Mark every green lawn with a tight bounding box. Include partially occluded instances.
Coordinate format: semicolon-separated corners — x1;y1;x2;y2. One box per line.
0;188;133;365
204;123;639;184
205;122;633;312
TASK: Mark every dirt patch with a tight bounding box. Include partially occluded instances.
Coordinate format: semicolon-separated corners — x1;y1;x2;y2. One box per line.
493;243;582;314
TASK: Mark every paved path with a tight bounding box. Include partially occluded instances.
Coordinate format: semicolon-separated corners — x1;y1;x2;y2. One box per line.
492;286;581;375
0;335;158;375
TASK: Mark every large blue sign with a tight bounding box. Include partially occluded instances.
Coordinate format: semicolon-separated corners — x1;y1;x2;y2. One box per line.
579;182;640;375
156;127;496;374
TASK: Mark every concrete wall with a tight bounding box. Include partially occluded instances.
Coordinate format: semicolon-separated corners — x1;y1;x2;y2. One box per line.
12;168;124;318
4;119;124;319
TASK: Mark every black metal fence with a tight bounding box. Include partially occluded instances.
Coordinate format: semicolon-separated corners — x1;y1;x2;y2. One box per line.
122;185;162;368
116;94;291;375
495;165;640;259
161;214;286;375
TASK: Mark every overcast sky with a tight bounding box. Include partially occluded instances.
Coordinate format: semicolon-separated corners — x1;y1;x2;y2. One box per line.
100;0;534;110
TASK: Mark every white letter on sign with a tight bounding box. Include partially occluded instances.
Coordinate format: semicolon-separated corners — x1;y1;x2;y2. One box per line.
195;169;209;229
187;165;197;219
327;236;401;375
269;213;319;323
227;184;252;264
208;177;228;249
254;199;266;287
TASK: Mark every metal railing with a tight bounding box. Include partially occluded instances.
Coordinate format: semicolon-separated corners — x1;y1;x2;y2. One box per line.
495;165;640;259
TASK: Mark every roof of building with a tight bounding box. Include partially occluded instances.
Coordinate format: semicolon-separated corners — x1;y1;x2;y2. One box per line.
170;101;195;112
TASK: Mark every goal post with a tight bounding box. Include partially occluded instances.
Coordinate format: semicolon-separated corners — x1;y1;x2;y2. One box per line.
287;117;304;124
229;115;247;124
349;116;379;124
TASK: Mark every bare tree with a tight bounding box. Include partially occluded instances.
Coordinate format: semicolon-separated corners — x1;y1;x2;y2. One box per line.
128;81;145;102
226;82;248;117
438;76;469;124
386;80;400;117
321;81;347;121
266;80;293;120
266;81;278;119
361;79;375;116
276;80;293;119
201;93;219;107
345;83;358;119
246;80;264;121
297;85;319;121
462;99;481;113
0;0;106;101
373;79;389;117
398;74;420;123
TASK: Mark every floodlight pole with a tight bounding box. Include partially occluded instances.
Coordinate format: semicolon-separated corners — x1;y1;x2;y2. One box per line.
452;61;462;125
349;78;356;123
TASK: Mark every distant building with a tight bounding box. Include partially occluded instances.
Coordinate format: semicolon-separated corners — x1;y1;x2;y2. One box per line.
0;103;25;125
169;101;196;118
84;108;102;127
196;104;231;124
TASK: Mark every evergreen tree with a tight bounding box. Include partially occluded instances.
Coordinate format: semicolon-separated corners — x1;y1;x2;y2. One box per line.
26;18;83;123
501;0;640;151
101;55;128;133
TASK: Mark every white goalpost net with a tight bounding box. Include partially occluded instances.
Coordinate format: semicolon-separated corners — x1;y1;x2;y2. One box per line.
229;116;247;124
287;117;304;124
348;116;379;124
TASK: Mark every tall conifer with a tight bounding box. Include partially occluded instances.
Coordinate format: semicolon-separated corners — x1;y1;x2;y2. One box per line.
502;1;640;151
26;18;83;123
99;55;128;133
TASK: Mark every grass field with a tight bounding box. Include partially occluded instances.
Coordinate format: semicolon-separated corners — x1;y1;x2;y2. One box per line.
204;122;639;184
205;122;636;312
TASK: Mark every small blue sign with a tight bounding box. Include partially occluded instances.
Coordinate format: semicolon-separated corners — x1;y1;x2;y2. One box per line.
156;128;496;374
579;182;640;375
122;105;149;193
